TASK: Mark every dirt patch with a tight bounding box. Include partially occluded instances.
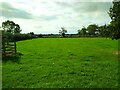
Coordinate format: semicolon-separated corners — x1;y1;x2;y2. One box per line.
113;51;120;55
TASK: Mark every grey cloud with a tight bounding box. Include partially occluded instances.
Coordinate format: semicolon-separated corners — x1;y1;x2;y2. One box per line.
55;2;74;8
74;2;112;13
54;1;112;23
55;2;112;14
0;2;33;19
37;15;58;21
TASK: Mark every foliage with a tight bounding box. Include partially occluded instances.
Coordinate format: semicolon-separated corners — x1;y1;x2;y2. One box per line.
30;32;34;35
87;24;98;36
108;0;120;39
59;27;67;37
14;33;35;41
1;20;36;41
37;34;43;38
2;20;22;34
78;27;87;36
98;24;111;38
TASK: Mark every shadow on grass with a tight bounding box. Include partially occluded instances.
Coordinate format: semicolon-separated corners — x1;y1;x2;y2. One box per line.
2;52;23;63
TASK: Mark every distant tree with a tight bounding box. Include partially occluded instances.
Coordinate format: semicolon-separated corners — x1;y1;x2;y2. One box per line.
78;27;87;36
108;0;120;39
2;20;22;34
59;27;67;37
78;29;81;35
30;32;34;35
87;24;98;36
98;24;108;37
38;34;43;37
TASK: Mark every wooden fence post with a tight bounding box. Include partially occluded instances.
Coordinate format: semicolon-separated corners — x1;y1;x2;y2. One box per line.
13;34;16;54
14;40;16;53
2;37;6;57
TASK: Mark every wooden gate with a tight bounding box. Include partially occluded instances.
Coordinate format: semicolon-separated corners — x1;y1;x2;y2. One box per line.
2;31;16;57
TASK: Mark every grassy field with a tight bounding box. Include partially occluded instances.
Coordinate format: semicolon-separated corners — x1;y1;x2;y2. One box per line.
2;38;119;88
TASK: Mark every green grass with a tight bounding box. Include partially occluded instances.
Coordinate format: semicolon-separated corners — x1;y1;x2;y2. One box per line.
2;38;119;88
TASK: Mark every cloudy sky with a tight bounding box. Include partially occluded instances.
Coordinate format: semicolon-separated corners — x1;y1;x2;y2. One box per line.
0;0;113;34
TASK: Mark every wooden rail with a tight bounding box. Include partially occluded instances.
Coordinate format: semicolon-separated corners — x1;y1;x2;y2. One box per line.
2;41;16;57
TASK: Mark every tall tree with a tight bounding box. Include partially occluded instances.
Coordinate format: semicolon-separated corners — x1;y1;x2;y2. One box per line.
2;20;21;34
108;0;120;39
59;27;67;37
30;32;34;35
78;27;87;36
87;24;98;36
98;24;109;37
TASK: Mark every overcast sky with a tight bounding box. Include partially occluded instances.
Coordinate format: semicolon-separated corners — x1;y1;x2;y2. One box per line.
0;0;113;34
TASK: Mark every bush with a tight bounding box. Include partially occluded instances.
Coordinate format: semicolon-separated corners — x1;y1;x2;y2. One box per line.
14;34;35;41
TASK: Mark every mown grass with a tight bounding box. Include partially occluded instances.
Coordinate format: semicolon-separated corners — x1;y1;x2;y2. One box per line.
2;38;119;88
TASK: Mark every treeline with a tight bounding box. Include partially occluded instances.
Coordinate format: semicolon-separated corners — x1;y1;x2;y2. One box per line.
1;21;36;42
1;0;120;40
2;32;35;42
14;33;36;41
77;24;117;39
